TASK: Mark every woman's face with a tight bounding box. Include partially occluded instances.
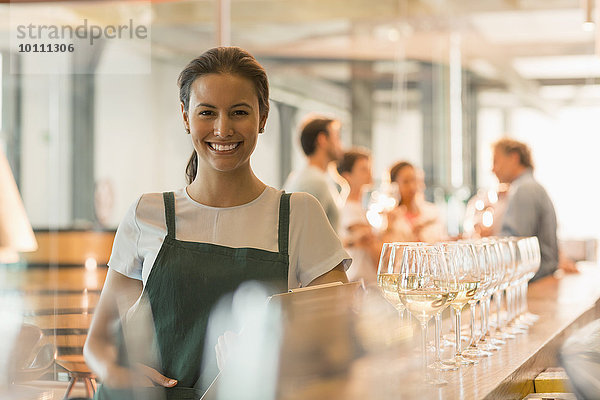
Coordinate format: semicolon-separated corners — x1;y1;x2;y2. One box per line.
182;73;266;174
395;166;417;203
346;157;372;190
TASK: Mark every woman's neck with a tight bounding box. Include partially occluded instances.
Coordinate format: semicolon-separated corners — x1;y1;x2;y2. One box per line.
400;197;418;213
187;166;266;208
347;187;362;203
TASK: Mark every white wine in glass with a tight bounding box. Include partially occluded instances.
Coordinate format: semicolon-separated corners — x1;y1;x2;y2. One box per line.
376;242;421;315
377;272;403;310
397;245;453;385
438;242;483;366
398;289;451;322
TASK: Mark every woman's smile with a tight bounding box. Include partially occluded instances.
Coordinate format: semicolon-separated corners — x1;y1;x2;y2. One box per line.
206;141;242;154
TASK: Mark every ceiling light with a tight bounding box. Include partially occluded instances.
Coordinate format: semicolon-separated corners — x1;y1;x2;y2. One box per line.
582;0;595;32
582;21;596;32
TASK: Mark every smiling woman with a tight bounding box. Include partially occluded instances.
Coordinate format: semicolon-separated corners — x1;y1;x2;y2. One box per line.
83;47;350;400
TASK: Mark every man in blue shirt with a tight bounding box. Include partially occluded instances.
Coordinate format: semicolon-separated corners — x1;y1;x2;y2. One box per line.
492;138;559;281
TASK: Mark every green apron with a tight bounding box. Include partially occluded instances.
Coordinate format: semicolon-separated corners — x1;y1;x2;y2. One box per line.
95;191;290;400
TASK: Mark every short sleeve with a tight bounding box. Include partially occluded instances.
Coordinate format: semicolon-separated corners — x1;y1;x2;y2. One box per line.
107;196;144;280
289;192;351;287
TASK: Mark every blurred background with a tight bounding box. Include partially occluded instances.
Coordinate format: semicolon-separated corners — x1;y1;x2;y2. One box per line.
0;0;599;396
1;0;599;239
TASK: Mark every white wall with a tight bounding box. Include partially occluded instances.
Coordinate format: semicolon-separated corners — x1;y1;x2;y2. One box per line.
510;107;600;239
20;59;72;228
476;107;505;189
372;107;422;184
252;104;280;188
95;45;189;228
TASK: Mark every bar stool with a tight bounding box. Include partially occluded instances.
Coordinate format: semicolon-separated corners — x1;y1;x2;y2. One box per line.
55;355;97;399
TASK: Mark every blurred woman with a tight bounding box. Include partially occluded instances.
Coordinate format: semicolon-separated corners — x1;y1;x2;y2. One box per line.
385;161;446;243
337;149;381;284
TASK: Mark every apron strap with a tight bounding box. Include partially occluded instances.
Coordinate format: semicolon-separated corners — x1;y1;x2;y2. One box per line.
278;192;291;256
162;192;176;239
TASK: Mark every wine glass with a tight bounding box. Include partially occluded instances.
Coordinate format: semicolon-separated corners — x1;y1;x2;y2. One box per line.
492;238;517;340
376;242;422;319
479;239;503;351
519;236;541;324
425;244;461;373
462;240;493;358
397;245;453;385
438;242;481;366
505;237;529;334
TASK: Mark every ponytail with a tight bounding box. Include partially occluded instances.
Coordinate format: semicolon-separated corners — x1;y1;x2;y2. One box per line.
186;151;197;184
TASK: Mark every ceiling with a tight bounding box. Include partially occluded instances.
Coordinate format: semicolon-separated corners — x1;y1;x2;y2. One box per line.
2;0;599;106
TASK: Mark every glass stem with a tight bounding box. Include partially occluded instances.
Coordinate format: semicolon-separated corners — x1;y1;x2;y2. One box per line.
514;285;523;318
479;299;486;341
495;291;502;332
505;288;511;324
509;287;515;323
434;313;442;362
517;283;522;316
454;307;462;356
420;321;428;378
468;303;476;347
523;283;529;315
485;297;491;337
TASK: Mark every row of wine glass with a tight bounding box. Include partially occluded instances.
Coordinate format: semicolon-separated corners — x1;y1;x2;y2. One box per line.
376;237;541;385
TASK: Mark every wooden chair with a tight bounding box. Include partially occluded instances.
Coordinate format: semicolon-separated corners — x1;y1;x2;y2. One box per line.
55;355;97;400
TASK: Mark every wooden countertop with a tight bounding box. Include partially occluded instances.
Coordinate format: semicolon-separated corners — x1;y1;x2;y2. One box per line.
11;262;591;400
434;263;600;399
277;263;600;400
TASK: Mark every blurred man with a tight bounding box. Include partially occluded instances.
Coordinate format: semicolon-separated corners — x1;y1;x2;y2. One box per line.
492;138;559;281
337;148;380;284
284;116;344;232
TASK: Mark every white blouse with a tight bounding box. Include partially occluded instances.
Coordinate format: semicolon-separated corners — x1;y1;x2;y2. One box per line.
108;186;351;289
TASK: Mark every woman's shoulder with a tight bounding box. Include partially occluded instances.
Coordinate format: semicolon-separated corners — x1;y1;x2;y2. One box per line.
288;190;323;211
136;191;166;210
130;190;181;223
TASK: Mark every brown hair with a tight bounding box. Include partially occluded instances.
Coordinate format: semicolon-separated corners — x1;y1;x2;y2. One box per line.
337;148;370;175
299;117;336;156
178;47;270;183
389;161;414;183
493;138;534;170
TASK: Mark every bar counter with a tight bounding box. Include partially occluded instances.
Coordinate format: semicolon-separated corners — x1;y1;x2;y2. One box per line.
435;263;600;399
4;262;598;399
276;264;600;400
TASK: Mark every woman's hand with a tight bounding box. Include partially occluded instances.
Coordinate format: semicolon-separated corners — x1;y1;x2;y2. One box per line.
102;363;178;389
215;330;239;371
